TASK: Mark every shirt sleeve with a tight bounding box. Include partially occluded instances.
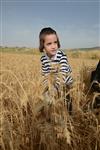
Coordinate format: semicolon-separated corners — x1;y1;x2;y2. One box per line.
40;56;49;89
40;56;49;76
59;54;72;73
57;54;73;86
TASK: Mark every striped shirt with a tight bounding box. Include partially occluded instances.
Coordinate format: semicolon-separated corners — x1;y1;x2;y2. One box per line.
40;49;73;87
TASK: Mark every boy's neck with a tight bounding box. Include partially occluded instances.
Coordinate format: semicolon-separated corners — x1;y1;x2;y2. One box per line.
46;53;57;60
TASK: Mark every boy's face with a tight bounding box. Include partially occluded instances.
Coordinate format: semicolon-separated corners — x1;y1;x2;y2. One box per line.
43;34;58;58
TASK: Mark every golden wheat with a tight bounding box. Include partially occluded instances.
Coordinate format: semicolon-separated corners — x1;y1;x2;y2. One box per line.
0;52;100;150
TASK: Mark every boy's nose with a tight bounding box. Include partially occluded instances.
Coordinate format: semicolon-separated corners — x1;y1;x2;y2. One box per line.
51;44;56;49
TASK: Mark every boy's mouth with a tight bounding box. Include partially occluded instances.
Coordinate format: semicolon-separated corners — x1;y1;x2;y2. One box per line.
51;49;57;52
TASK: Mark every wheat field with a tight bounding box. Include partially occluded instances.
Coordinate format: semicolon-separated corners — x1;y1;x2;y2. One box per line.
0;51;100;150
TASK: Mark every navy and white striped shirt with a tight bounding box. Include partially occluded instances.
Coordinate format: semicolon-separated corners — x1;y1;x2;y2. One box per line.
40;49;73;87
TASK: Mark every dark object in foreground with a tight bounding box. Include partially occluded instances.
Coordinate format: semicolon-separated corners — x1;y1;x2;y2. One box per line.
90;95;100;109
91;60;100;92
90;60;100;109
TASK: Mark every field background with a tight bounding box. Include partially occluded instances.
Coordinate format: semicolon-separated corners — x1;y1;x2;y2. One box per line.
0;47;100;150
1;47;100;79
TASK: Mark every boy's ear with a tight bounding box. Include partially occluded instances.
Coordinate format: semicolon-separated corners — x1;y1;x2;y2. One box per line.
43;49;47;54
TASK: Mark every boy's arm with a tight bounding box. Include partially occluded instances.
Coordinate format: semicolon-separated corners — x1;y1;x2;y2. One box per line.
40;56;49;76
40;60;49;94
56;54;73;88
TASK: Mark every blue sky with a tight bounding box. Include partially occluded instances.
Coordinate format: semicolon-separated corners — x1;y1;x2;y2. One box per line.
0;0;100;49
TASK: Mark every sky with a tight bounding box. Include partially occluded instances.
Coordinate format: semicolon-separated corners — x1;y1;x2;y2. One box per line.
0;0;100;49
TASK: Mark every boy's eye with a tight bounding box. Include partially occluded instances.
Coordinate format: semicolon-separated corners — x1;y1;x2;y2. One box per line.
46;41;57;46
47;42;52;46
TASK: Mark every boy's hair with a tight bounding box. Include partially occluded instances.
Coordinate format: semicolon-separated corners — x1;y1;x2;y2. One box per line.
39;27;60;52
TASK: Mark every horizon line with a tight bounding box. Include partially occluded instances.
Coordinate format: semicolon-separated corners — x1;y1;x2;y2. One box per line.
0;45;100;50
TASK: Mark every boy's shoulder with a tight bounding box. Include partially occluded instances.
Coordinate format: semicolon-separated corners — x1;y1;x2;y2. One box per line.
40;54;47;62
57;49;67;57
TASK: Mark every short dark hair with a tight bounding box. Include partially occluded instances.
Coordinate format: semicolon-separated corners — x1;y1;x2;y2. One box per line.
39;27;60;52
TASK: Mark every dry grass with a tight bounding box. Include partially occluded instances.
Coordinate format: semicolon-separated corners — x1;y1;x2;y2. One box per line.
0;52;100;150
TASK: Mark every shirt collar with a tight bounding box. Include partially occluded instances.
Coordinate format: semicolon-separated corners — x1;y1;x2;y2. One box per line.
45;49;59;60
